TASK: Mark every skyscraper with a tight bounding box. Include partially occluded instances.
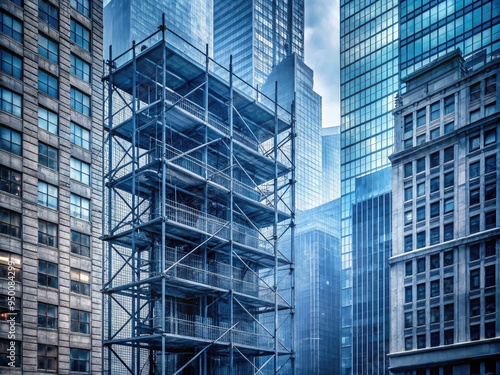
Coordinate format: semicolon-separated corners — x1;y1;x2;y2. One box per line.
0;0;102;373
390;49;499;375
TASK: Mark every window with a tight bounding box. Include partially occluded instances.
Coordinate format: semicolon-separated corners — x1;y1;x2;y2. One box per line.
485;155;496;174
0;87;22;116
470;324;480;340
70;158;90;184
485;321;496;338
444;122;454;134
37;344;57;371
70;348;90;373
38;0;58;29
485;240;496;257
485;294;496;314
70;194;90;220
443;250;454;266
443;172;454;188
485;128;497;145
404;114;413;133
38;219;58;247
430;254;439;269
70;87;91;116
485;102;496;116
485;211;496;230
0;49;22;79
416;206;425;222
417;334;426;349
469;135;481;151
430;331;440;347
38;34;58;63
38;302;58;329
38;143;58;170
430;177;439;193
405;261;412;276
71;0;91;17
444;276;453;294
405;336;412;351
470;244;481;261
0;166;21;197
430;102;440;121
485;75;496;95
430;280;440;297
416;134;425;145
0;12;22;42
443;223;453;241
38;181;58;209
417;309;425;326
416;158;425;173
431;129;440;141
404;312;412;328
430;202;439;217
485;265;496;287
0;340;21;367
416;108;426;127
70;19;90;51
443;147;454;163
0;207;21;238
71;309;90;334
0;250;21;281
38;70;58;98
416;232;425;249
405;286;412;303
430;227;440;245
404;138;413;149
404;186;413;201
70;268;90;295
444;95;454;114
444;197;454;214
470;161;480;179
430;306;440;323
38;260;58;289
71;122;91;150
444;303;454;321
417;283;425;300
470;82;481;102
404;235;413;252
404;210;413;225
417;182;425;197
470;298;480;316
470;109;480;122
71;231;90;257
470;269;480;290
444;329;453;345
0;294;21;322
470;188;480;205
417;258;425;273
404;162;412;178
38;106;58;134
430;152;440;168
71;54;91;82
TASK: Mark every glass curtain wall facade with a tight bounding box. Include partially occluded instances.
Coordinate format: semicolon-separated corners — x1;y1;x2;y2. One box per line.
322;126;341;202
340;1;398;374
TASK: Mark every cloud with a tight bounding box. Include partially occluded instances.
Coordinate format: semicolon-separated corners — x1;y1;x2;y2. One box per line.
304;0;341;127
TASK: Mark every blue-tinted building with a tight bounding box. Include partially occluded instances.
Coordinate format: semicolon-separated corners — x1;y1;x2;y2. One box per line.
322;127;341;202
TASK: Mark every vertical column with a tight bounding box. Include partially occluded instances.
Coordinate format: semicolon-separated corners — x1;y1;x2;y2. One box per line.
290;94;297;375
228;54;235;375
273;81;279;374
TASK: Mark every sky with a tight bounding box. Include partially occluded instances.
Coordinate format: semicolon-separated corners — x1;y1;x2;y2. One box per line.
304;0;341;127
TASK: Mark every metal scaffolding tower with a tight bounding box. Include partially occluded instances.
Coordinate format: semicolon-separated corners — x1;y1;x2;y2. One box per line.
102;18;296;374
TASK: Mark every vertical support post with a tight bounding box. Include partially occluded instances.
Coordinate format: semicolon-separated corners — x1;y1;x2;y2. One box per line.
290;94;297;375
160;13;167;375
228;54;235;375
273;81;279;374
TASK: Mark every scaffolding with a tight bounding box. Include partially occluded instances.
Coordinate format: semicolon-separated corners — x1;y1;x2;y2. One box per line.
102;18;296;375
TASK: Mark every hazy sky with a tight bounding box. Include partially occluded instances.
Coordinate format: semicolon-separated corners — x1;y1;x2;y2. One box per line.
304;0;341;127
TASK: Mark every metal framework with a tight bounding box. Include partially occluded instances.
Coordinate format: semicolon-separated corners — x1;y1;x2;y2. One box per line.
102;18;296;374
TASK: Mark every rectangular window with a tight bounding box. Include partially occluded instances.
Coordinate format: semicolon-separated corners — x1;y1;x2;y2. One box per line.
70;309;90;334
430;331;440;347
405;286;412;303
443;146;454;163
38;143;58;171
71;0;91;17
38;34;58;63
443;276;453;294
485;75;496;95
430;102;440;121
0;294;21;322
485;294;496;314
70;348;90;373
0;340;21;367
405;261;412;276
38;219;58;247
417;309;425;326
430;254;439;269
38;70;58;98
430;152;440;168
470;188;480;205
430;128;440;140
416;108;426;127
70;123;91;150
469;135;481;151
404;210;413;225
444;121;454;134
71;230;90;257
444;303;454;321
37;344;57;371
485;321;496;338
38;181;58;209
70;268;90;295
470;109;480;122
0;87;22;116
485;240;496;258
430;306;440;323
404;235;413;252
38;0;58;29
443;250;454;266
404;114;413;133
444;172;454;188
443;222;453;241
417;283;425;300
430;202;440;217
0;48;22;79
404;312;412;328
70;193;90;220
0;207;21;238
417;182;425;197
70;158;90;184
404;162;412;178
417;258;425;273
38;260;58;289
416;206;425;222
470;161;480;179
70;19;90;51
0;12;22;42
485;155;496;174
485;265;496;287
0;250;21;281
485;128;497;146
404;186;413;201
430;279;440;297
444;329;453;345
416;158;425;173
470;324;480;340
444;95;454;114
37;302;58;329
417;334;426;349
470;268;480;290
0;166;21;197
430;227;440;245
70;54;91;82
416;232;425;249
470;298;480;316
444;197;454;214
38;107;58;134
430;177;439;193
470;244;481;261
405;336;412;351
470;82;480;102
70;87;91;116
485;211;496;230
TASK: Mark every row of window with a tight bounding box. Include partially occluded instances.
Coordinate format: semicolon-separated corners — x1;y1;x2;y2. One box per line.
37;186;90;220
404;222;454;251
404;147;454;178
37;302;90;333
405;250;454;276
404;278;454;303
